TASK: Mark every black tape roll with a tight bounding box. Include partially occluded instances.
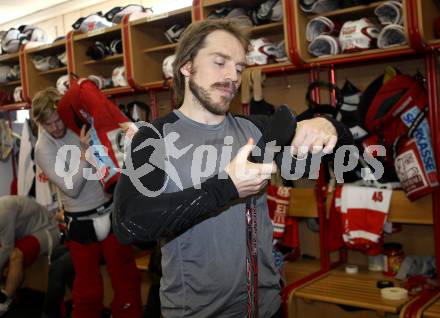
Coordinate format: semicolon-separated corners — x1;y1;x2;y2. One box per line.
377;280;394;289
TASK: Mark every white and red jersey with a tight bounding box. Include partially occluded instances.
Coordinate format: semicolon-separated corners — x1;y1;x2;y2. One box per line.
335;185;392;253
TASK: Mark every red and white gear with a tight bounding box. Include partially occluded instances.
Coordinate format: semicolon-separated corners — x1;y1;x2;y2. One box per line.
394;105;439;200
57;79;131;192
162;54;175;80
306;16;338;42
112;66;128;87
267;185;299;248
339;18;380;53
267;185;290;240
72;13;113;33
335;185;392;254
364;75;426;151
375;1;403;25
246;38;277;66
106;4;151;24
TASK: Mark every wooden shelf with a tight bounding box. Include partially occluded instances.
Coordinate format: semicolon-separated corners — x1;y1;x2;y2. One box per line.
0;102;30;111
143;43;177;54
289;188;318;218
293;264;408;313
142;80;168;90
308;1;385;19
74;25;121;41
38;66;67;75
288;188;433;224
306;45;411;64
203;0;231;8
26;40;66;54
0;53;19;63
247;22;284;36
131;7;192;26
101;86;134;96
414;0;439;47
0;80;21;88
83;54;123;65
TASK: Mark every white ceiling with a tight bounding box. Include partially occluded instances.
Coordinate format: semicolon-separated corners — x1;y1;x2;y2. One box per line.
0;0;70;25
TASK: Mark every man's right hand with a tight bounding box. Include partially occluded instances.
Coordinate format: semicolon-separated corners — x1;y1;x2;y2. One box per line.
225;138;276;198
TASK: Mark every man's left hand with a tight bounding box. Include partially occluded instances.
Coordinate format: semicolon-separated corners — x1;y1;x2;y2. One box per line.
291;117;338;157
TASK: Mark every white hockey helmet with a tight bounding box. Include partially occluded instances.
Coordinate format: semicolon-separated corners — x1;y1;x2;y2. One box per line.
1;29;27;53
56;74;70;95
57;51;67;66
308;34;340;56
251;0;283;25
19;25;50;43
299;0;340;14
375;1;403;25
306;16;338;42
377;24;407;48
105;5;153;24
32;55;60;71
0;65;12;83
7;64;20;81
13;86;23;102
112;66;128;87
162;54;175;80
72;13;113;33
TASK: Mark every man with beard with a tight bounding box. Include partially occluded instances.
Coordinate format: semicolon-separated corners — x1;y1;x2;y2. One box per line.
113;19;351;317
32;87;142;318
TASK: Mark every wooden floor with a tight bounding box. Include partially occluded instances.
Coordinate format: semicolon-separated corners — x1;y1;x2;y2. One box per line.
424;298;440;317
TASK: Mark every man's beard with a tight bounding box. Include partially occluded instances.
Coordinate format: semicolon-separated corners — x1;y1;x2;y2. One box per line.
189;76;237;116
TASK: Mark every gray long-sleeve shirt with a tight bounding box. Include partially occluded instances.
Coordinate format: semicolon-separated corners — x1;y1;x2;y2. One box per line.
35;128;109;212
114;109;353;317
0;195;57;271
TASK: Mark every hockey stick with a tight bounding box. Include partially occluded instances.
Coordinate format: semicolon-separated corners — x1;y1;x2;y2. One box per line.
246;105;296;317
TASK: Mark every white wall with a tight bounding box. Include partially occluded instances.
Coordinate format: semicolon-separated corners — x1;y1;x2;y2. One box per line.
0;0;192;40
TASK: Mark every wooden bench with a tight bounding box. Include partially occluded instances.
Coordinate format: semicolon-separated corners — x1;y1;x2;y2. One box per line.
284;259;321;285
288;189;433;224
288;265;410;317
422;294;440;318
